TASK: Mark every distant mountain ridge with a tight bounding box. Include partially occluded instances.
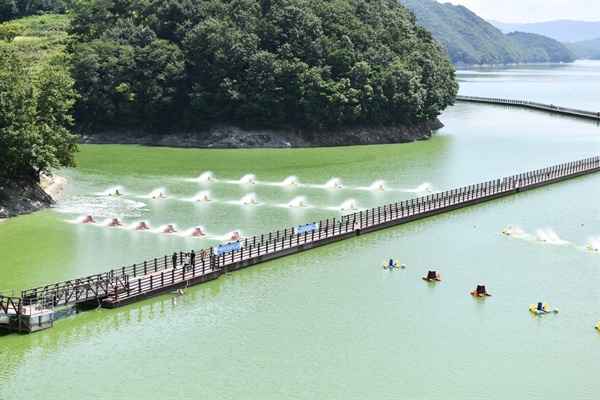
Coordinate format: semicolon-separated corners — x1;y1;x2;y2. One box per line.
400;0;575;65
564;38;600;60
488;20;600;43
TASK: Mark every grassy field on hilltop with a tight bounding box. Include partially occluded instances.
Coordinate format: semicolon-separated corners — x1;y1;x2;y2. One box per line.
1;13;70;70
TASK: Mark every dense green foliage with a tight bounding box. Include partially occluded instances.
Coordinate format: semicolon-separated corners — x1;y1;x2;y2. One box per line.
0;47;79;179
400;0;575;65
67;0;458;132
0;0;70;23
0;21;24;42
507;32;575;63
564;38;600;61
0;14;69;70
14;12;70;36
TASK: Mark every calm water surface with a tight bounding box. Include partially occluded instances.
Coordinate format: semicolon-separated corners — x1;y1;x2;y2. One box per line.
0;61;598;399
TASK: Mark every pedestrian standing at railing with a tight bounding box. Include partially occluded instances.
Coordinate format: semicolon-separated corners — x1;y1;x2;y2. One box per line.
172;252;177;269
184;253;190;270
190;250;195;271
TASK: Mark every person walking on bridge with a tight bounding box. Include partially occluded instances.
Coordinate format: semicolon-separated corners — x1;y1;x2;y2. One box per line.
184;253;191;271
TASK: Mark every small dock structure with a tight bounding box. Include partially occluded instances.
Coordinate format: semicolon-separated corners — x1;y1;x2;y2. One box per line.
1;156;598;332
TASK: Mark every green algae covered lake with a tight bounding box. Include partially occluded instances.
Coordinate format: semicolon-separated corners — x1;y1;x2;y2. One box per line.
0;61;598;399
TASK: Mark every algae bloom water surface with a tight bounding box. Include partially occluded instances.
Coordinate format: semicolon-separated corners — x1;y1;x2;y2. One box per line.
0;61;599;399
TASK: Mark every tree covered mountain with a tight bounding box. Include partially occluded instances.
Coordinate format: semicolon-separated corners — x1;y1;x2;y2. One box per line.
399;0;575;65
564;38;600;60
507;32;578;63
0;0;69;23
488;20;600;43
66;0;458;134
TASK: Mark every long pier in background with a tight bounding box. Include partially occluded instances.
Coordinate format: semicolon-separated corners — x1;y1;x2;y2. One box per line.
1;156;599;333
456;95;600;121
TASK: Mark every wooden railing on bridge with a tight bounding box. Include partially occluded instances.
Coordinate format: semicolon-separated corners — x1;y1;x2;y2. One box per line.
1;156;598;329
456;95;600;121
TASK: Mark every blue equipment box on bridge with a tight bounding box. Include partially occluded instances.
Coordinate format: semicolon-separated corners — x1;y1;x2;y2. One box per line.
217;241;243;255
294;223;319;235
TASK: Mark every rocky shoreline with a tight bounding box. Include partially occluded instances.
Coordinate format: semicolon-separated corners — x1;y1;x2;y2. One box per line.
77;119;444;148
0;173;68;219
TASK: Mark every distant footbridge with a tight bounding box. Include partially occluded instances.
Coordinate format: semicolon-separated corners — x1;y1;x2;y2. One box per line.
456;95;600;121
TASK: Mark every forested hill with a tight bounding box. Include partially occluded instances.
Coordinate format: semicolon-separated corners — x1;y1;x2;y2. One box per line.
564;38;600;60
399;0;575;66
66;0;458;134
489;20;600;43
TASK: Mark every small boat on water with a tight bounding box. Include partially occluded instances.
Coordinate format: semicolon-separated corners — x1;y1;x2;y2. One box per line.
153;192;167;199
244;198;259;205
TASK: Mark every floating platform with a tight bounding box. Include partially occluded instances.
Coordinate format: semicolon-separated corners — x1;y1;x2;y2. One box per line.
0;298;54;333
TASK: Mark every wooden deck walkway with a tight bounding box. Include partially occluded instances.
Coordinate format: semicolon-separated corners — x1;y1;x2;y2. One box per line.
456;95;600;121
1;156;598;332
